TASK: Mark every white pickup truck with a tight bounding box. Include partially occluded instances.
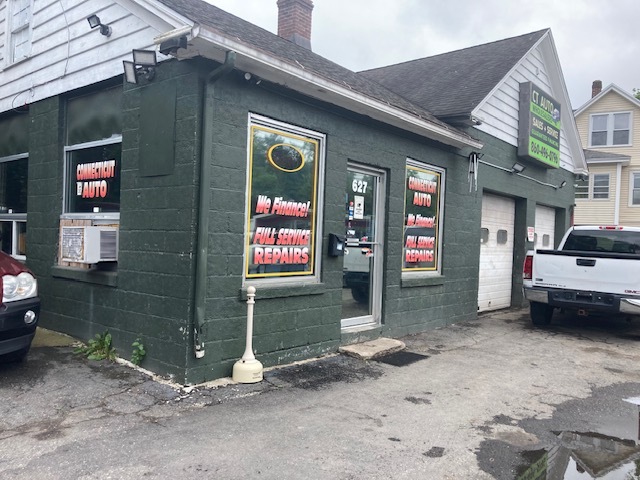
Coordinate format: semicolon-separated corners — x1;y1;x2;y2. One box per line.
523;225;640;325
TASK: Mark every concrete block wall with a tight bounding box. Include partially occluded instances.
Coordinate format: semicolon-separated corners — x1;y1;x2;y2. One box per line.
185;70;486;382
30;61;204;382
27;57;578;384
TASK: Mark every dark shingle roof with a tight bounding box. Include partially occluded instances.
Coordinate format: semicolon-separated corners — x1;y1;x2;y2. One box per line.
360;29;549;118
156;0;470;139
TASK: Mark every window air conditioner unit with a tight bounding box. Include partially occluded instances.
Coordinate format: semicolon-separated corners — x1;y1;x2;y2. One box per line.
61;226;119;264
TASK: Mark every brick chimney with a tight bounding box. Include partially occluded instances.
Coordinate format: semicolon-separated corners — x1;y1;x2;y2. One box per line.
277;0;313;50
592;80;602;98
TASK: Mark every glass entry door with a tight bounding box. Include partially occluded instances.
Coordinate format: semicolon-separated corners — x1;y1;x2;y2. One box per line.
341;164;385;329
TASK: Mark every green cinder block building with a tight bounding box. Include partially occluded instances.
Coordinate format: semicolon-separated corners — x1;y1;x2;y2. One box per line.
0;0;586;383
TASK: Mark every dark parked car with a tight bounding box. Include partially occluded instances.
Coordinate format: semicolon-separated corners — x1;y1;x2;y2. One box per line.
0;252;40;361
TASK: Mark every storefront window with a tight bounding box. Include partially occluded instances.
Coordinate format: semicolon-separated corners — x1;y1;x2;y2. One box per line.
57;86;122;270
0;111;30;259
64;142;121;214
63;86;122;219
0;156;28;258
244;115;325;282
402;160;445;274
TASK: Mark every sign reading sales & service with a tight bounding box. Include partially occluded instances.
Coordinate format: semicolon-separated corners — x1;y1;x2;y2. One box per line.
517;82;561;168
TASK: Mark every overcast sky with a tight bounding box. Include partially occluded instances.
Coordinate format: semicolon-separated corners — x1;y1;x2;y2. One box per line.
206;0;639;110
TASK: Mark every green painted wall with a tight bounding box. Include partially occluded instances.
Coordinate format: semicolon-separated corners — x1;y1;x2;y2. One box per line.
26;58;576;384
30;63;202;381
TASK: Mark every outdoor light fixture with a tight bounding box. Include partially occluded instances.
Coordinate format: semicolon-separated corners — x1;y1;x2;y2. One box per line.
87;14;112;37
123;49;157;84
511;162;526;174
557;180;567;189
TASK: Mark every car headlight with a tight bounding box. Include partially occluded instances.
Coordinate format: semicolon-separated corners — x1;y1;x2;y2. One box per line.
2;272;37;302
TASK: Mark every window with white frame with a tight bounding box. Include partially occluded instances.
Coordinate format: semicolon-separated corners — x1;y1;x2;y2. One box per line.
631;172;640;206
7;0;32;64
63;86;122;219
243;114;325;284
575;176;589;199
0;155;28;259
590;112;631;147
402;160;445;275
576;174;610;200
592;173;609;199
0;111;29;259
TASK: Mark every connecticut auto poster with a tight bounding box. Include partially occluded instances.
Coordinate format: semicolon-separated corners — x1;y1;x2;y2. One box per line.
402;162;443;272
245;123;319;279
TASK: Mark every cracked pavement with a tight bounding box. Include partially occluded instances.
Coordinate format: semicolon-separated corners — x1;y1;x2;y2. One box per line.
3;308;640;479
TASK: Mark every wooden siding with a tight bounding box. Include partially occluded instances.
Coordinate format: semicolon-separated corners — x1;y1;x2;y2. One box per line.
619;165;640;226
474;44;575;171
575;89;640;226
0;2;5;66
0;0;180;114
573;164;617;225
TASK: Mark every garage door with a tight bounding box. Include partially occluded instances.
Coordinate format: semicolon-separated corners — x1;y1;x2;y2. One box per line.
534;205;555;250
478;194;515;312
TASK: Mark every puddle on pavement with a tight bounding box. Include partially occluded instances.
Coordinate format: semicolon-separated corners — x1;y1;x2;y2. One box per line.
517;432;640;479
373;351;429;367
517;412;640;479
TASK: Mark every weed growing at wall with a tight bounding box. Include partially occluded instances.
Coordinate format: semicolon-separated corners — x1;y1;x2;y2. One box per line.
131;339;146;366
74;331;117;361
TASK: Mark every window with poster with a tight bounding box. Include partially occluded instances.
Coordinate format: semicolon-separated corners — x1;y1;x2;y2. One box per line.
63;86;122;218
402;160;445;275
0;111;30;260
59;86;122;270
244;114;325;284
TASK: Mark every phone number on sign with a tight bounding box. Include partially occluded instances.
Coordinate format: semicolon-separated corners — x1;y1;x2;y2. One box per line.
530;140;558;164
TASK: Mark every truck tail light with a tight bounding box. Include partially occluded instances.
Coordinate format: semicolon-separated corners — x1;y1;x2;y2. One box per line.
523;255;533;280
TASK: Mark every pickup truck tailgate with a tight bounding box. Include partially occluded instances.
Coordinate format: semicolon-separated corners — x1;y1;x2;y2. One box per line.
532;250;640;295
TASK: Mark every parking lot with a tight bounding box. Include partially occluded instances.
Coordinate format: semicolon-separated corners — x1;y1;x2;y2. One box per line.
3;308;640;479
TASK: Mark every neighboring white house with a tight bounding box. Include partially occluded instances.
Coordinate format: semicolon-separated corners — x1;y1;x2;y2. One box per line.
574;82;640;226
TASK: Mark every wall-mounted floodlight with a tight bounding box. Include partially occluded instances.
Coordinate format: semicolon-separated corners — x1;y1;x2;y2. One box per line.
123;49;157;84
87;15;112;37
557;180;567;189
511;162;526;174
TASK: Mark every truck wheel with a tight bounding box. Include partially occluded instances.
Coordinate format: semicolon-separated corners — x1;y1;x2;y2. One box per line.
530;302;553;326
351;287;369;304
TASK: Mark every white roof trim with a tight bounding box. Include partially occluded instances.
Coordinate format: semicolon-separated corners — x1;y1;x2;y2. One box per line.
587;158;630;166
574;83;640;116
155;24;482;149
122;0;195;28
470;30;588;175
471;32;548;117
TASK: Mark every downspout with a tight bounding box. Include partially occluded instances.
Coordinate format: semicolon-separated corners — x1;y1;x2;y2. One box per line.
193;51;236;358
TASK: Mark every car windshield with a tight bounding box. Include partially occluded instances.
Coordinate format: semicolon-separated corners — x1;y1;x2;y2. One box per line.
563;230;640;254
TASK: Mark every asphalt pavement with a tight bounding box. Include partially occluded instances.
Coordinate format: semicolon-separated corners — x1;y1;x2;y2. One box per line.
3;308;640;479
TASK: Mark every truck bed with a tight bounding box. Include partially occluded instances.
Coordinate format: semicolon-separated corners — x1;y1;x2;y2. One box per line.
532;249;640;296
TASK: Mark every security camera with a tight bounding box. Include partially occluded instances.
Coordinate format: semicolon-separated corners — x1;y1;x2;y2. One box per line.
159;35;187;56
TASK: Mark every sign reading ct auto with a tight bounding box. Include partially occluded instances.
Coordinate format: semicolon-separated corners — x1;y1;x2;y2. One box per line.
518;81;561;169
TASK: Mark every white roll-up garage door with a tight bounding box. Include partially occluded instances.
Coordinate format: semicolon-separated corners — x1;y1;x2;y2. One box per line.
478;194;515;312
534;205;556;250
